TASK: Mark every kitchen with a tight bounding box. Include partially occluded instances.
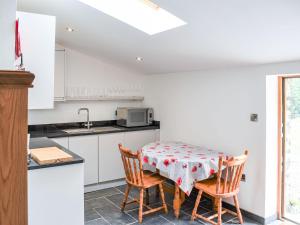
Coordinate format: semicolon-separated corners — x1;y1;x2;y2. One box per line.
1;1;300;225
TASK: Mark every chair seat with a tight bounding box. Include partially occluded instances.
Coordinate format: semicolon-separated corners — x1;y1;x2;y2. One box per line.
143;173;165;188
195;178;237;197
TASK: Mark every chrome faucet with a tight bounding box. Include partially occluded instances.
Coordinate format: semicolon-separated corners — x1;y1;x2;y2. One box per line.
78;108;93;129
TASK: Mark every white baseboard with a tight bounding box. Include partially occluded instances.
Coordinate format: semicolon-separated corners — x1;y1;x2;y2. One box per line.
84;179;126;193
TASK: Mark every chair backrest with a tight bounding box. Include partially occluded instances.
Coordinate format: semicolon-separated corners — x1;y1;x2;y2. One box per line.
118;144;144;187
216;150;248;195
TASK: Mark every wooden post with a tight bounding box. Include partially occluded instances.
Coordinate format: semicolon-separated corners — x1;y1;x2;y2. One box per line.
0;70;34;225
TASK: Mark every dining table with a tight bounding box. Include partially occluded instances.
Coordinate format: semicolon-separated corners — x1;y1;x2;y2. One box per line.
141;141;230;218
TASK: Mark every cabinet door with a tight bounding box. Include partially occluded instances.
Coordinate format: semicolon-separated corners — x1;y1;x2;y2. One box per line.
50;137;68;149
99;133;124;182
54;50;65;101
16;11;55;109
124;130;157;151
69;135;98;185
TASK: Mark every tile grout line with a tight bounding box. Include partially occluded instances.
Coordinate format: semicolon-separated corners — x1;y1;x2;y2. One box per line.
92;208;112;225
103;196;138;223
85;191;123;201
158;215;176;225
114;187;137;201
224;216;240;224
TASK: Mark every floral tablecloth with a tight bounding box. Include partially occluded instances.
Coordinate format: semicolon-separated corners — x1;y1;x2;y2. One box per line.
141;141;229;196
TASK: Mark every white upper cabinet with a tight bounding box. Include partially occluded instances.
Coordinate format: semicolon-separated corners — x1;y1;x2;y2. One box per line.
54;50;66;101
124;130;157;151
16;11;56;109
99;133;125;182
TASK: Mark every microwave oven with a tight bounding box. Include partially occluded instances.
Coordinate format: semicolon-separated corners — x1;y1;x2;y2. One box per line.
116;107;154;127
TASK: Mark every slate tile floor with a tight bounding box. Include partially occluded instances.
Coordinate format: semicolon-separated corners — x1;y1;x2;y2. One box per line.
84;185;261;225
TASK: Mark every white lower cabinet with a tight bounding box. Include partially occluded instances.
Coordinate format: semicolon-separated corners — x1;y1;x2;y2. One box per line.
99;133;125;182
50;129;159;187
28;163;84;225
124;130;158;151
69;135;98;185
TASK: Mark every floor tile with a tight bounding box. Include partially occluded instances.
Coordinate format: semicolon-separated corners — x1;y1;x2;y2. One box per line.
127;205;163;219
93;197;136;224
115;184;169;206
85;218;110;225
84;186;262;225
85;208;101;222
115;185;140;199
85;188;120;200
160;209;200;225
106;193;140;211
131;216;173;225
127;206;170;224
225;216;260;225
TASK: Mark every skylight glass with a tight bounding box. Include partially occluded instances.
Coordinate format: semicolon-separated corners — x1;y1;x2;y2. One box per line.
78;0;186;35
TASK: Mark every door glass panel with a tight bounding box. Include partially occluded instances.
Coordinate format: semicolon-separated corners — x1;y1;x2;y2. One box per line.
284;78;300;224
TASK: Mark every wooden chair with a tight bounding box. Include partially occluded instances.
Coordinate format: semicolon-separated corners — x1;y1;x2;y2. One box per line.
191;150;249;225
118;144;168;223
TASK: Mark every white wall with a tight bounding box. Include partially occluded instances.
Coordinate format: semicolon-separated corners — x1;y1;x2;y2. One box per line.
28;46;145;124
0;0;16;69
144;61;300;219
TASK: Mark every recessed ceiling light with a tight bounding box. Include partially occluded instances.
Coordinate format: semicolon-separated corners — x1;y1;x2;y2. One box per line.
136;57;143;62
66;27;74;32
78;0;186;35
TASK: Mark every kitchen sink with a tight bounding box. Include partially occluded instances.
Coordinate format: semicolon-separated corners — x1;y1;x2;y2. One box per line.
92;126;123;132
63;126;122;134
62;128;94;134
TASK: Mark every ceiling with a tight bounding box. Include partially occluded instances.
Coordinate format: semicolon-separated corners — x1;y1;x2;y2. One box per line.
17;0;300;74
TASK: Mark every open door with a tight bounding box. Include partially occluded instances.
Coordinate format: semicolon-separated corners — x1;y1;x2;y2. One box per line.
281;77;300;224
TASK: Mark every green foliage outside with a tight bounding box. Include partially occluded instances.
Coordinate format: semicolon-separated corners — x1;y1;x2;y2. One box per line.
286;78;300;118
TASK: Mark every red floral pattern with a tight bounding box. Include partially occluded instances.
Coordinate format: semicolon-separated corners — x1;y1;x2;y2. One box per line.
143;156;149;164
163;159;170;167
192;166;197;173
177;177;182;185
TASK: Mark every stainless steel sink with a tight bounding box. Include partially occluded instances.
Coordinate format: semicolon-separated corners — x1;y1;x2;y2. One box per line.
92;126;123;132
62;128;94;134
63;126;122;134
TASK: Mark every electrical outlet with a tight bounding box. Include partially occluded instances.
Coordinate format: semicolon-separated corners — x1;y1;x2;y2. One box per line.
241;174;246;182
250;114;258;122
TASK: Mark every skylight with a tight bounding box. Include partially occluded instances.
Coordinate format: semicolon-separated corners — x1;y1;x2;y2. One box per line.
78;0;186;35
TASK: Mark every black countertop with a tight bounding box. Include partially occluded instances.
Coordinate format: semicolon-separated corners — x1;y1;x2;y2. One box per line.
28;137;84;170
28;120;160;138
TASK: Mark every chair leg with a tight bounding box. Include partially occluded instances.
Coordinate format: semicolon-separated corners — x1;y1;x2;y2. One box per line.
159;183;168;214
121;184;131;211
233;195;243;224
145;189;150;205
156;185;160;198
191;190;203;221
217;197;222;225
138;188;144;223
